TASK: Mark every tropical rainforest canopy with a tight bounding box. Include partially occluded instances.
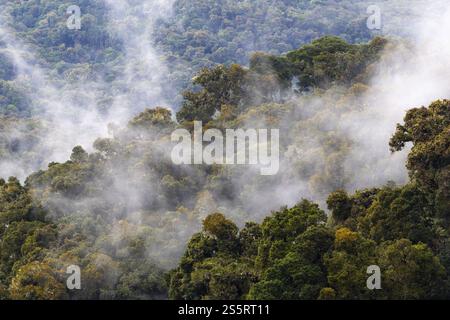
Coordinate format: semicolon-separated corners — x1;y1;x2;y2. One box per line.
0;0;449;300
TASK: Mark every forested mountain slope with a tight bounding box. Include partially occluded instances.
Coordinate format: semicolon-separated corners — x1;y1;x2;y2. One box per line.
0;34;449;299
0;0;435;180
169;98;450;300
0;0;429;116
0;0;449;300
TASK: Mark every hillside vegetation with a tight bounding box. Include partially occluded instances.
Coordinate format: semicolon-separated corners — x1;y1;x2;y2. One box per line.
0;0;448;300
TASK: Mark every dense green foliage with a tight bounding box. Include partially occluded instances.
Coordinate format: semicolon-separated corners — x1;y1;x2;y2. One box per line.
176;36;386;123
0;0;409;115
155;0;383;93
0;0;449;300
2;32;448;299
156;0;374;66
169;100;450;299
6;0;120;73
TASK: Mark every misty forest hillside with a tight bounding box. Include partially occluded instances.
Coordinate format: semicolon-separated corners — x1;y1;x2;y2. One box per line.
0;0;426;115
0;0;449;300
